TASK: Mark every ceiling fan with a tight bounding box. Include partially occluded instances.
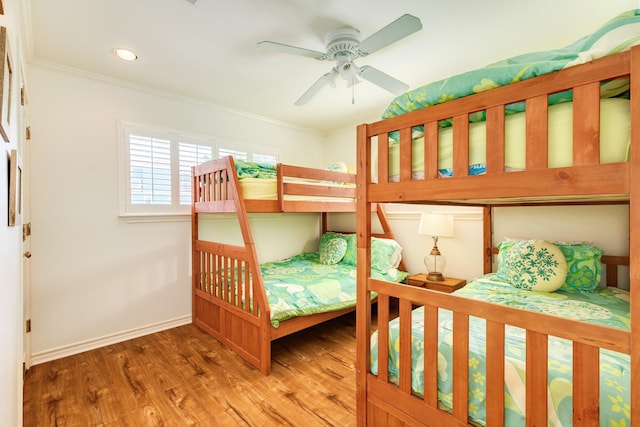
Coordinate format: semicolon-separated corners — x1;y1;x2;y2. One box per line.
257;14;422;106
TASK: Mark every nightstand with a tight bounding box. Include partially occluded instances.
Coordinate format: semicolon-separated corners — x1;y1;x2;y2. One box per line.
406;273;466;293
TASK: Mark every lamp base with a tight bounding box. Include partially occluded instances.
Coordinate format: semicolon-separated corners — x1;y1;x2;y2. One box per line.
426;272;445;282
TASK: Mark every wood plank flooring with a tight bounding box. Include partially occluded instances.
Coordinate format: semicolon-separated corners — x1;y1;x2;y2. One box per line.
23;313;360;427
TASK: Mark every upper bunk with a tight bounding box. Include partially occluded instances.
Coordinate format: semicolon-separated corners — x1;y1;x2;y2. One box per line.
193;156;356;213
357;10;640;207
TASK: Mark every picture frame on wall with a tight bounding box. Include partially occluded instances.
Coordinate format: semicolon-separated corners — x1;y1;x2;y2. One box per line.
0;26;12;143
8;149;22;226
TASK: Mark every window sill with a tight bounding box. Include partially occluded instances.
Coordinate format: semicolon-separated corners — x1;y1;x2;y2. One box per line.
118;213;190;223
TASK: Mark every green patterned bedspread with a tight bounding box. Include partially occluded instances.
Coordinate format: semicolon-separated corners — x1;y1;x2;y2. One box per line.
382;9;640;126
234;159;277;179
263;252;408;327
370;274;630;426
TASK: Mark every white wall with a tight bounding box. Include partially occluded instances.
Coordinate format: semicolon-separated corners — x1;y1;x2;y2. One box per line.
27;63;328;363
493;205;630;288
328;206;485;280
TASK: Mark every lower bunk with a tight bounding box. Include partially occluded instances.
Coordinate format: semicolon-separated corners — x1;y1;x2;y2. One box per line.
193;231;408;375
357;243;630;426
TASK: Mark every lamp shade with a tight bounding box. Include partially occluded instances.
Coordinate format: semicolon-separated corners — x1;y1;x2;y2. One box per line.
418;213;454;237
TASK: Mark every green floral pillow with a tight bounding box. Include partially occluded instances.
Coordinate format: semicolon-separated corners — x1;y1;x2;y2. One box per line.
320;231;348;250
371;238;398;273
496;240;567;292
555;242;603;292
340;235;402;271
341;234;357;266
319;238;348;265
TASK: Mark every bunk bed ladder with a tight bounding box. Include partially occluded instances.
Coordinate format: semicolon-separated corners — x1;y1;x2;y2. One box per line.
192;156;272;374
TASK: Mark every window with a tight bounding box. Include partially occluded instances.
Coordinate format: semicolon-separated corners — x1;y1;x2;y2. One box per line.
178;142;214;205
119;122;277;218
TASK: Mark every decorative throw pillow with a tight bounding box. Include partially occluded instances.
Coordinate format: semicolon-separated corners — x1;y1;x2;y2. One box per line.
554;242;603;292
373;237;403;269
497;240;567;292
341;233;357;266
325;161;348;173
319;238;348;265
323;161;349;184
371;237;403;272
320;231;348;250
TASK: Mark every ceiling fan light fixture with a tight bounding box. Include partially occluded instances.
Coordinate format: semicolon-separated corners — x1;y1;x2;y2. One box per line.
260;13;422;105
112;48;138;62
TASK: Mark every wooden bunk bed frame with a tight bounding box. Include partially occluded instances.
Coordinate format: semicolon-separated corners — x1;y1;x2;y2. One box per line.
355;46;640;425
191;156;401;375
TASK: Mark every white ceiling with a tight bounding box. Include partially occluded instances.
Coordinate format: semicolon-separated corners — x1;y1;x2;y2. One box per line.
23;0;639;133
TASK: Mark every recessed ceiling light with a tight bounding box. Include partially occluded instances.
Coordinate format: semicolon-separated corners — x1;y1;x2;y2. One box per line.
113;48;138;61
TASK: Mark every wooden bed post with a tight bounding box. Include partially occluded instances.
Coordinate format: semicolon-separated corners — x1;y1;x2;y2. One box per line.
356;124;372;427
629;44;640;424
483;206;492;274
191;167;199;327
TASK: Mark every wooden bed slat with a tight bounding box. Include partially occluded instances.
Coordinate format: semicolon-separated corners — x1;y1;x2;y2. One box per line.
398;299;413;394
424;121;439;180
451;312;469;422
423;305;438;408
452;114;470;177
377;133;389;184
399;127;412;182
573;82;601;166
377;294;390;384
485;320;505;426
526;330;548;425
525;95;549;170
486;105;505;175
573;342;600;425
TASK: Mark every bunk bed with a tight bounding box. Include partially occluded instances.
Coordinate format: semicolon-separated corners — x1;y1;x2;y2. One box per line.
191;156;407;375
355;10;639;426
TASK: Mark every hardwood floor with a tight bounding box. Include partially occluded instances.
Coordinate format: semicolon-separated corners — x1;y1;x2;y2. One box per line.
23;314;360;426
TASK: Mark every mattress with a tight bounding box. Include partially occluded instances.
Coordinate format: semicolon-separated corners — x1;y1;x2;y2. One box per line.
261;252;407;327
370;275;631;426
239;177;355;202
383;98;630;180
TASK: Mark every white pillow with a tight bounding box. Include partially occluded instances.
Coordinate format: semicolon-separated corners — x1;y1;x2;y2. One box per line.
499;240;567;292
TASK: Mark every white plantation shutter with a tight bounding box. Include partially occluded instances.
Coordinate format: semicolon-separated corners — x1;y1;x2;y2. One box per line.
120;122;278;217
218;147;247;161
129;135;172;205
252;153;277;165
179;142;213;205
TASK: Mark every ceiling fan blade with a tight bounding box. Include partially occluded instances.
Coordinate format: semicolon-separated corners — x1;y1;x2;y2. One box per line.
358;66;409;95
358;14;422;56
257;41;328;60
295;70;338;106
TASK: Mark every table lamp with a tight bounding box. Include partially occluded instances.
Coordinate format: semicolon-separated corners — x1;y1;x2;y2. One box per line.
418;213;454;281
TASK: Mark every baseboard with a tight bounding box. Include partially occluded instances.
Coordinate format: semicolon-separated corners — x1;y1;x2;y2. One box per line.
29;315;192;366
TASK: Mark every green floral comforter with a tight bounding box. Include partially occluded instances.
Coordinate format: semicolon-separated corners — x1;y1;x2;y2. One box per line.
370;274;630;426
382;10;640;126
234;159;277;179
263;252;408;327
